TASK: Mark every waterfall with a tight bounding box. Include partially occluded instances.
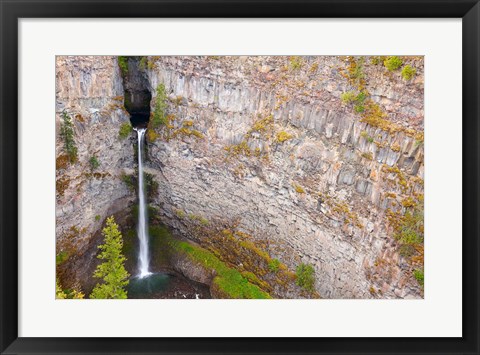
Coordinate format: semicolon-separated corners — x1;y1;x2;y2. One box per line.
135;128;151;278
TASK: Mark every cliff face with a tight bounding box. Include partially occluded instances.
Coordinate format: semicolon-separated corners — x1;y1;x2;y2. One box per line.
55;56;135;289
142;56;424;299
55;55;424;299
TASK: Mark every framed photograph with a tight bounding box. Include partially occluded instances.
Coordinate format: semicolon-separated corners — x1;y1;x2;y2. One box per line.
1;0;478;354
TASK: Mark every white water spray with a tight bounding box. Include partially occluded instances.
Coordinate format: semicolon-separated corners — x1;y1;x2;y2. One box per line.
136;128;151;278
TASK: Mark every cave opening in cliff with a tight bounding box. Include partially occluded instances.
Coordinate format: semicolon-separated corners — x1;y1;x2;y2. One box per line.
128;97;151;128
119;56;152;128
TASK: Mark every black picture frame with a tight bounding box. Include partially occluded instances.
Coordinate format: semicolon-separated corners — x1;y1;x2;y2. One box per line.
1;1;479;354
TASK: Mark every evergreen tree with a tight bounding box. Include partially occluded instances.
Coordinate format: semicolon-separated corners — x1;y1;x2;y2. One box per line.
151;83;168;128
60;111;78;163
90;216;130;299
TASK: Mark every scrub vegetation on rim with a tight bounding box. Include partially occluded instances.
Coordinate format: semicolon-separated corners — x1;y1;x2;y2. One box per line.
55;55;424;299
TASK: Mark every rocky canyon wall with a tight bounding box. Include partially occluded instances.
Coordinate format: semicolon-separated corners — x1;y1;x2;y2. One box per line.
55;55;424;298
142;56;424;299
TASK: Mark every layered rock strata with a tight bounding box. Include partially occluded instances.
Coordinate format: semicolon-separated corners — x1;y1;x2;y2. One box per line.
142;56;424;299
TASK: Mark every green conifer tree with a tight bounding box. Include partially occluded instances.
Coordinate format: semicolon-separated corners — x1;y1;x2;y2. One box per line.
60;111;78;163
90;216;130;299
151;83;168;128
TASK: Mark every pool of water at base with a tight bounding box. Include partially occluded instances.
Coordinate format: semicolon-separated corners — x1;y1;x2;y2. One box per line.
127;272;211;299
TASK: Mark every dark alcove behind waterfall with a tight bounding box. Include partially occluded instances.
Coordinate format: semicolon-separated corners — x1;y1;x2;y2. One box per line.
119;56;151;128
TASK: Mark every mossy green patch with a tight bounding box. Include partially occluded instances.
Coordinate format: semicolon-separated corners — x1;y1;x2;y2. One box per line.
241;271;270;290
56;251;69;266
122;229;136;261
268;259;281;273
413;268;424;287
200;227;315;298
120;173;136;192
213;270;270;299
296;263;315;291
149;225;271;299
119;122;132;140
118;56;129;76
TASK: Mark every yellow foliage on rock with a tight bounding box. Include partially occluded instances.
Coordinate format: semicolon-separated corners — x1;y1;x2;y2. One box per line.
276;131;293;143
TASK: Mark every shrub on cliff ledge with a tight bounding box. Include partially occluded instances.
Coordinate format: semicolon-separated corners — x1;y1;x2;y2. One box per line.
293;183;305;194
401;65;416;81
119;122;132;139
268;259;281;273
146;125;159;142
384;56;403;71
120;173;135;192
341;91;356;104
118;56;128;76
341;91;367;113
296;263;315;291
56;279;84;299
60;111;77;163
276;131;293;143
394;203;424;246
152;83;168;128
89;155;100;170
413;268;424;287
289;56;303;70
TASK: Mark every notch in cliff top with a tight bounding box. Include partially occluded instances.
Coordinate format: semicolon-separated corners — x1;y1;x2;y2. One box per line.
118;56;152;128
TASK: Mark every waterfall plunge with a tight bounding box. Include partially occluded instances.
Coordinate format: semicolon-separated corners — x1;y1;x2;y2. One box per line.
135;128;151;278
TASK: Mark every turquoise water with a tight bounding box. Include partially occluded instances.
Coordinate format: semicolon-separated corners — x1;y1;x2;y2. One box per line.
127;272;211;299
127;273;170;297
